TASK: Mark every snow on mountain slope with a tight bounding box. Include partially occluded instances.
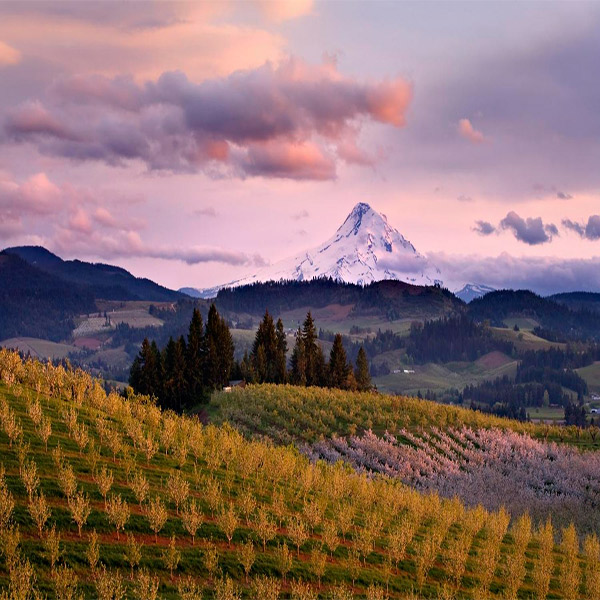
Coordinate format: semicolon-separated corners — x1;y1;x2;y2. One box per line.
455;283;496;303
187;203;442;298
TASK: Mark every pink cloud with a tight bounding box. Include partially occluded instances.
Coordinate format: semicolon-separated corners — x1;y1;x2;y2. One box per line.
256;0;314;22
367;79;413;127
0;214;22;238
4;58;413;180
52;225;261;266
0;40;20;66
68;208;92;234
93;207;118;228
0;172;63;216
243;140;336;180
457;118;487;144
0;5;284;82
5;101;72;140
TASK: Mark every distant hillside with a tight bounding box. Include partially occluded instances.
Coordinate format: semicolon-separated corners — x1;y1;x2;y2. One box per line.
0;251;95;341
4;246;182;302
468;289;600;340
550;291;600;314
215;278;464;320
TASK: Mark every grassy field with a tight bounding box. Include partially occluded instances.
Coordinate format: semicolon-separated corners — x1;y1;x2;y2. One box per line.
0;338;80;360
373;352;518;396
275;308;415;338
501;317;540;331
3;351;592;599
490;327;565;352
73;307;164;338
528;406;565;423
577;362;600;395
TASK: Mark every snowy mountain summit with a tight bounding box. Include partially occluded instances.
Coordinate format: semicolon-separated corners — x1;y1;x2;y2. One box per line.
183;203;443;298
454;283;496;303
234;202;442;288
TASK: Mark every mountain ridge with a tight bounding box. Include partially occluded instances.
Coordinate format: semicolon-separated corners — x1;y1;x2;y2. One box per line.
4;246;183;302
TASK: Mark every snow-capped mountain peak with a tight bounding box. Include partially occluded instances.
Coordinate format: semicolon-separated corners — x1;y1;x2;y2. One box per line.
183;203;442;298
454;283;496;303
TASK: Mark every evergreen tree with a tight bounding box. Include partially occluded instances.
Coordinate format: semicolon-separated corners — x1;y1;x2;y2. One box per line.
275;318;287;383
149;341;163;398
251;311;278;382
328;334;349;389
163;336;187;412
354;346;371;391
302;312;321;386
162;338;177;410
204;304;234;390
239;351;254;383
186;309;205;403
290;327;307;386
130;339;162;399
129;351;144;394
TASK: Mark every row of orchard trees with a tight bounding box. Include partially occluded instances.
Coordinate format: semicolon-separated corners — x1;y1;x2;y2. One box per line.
129;305;234;411
1;349;600;599
240;311;371;392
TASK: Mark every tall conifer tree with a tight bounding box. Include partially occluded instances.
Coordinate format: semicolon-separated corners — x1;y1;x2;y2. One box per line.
204;304;234;390
354;346;371;391
290;327;307;386
186;308;204;403
302;312;320;386
329;334;349;389
275;318;287;383
251;310;278;382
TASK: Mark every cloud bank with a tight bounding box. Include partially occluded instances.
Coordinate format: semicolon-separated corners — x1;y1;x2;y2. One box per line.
0;171;263;267
4;58;412;180
432;252;600;296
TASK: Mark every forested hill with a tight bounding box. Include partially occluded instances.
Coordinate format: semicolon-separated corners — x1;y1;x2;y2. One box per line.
216;278;463;319
550;291;600;314
4;246;183;302
468;289;600;340
0;251;95;341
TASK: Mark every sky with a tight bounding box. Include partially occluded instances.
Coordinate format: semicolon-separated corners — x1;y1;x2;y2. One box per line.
1;0;600;295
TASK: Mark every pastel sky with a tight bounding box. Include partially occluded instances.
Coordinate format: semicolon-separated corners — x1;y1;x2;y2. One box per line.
1;0;600;294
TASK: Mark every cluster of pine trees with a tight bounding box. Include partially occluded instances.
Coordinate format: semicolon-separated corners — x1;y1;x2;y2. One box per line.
240;311;371;391
129;305;233;411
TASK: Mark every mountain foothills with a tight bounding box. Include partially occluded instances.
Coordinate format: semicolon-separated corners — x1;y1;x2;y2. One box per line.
5;246;182;303
4;236;600;424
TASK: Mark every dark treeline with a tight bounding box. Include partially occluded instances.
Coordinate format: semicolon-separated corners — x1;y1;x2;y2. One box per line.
321;314;514;371
463;375;587;425
463;376;570;408
320;328;403;364
216;278;461;321
469;289;600;341
129;307;372;410
239;311;371;392
406;314;514;363
217;278;361;314
129;305;234;411
519;346;600;370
